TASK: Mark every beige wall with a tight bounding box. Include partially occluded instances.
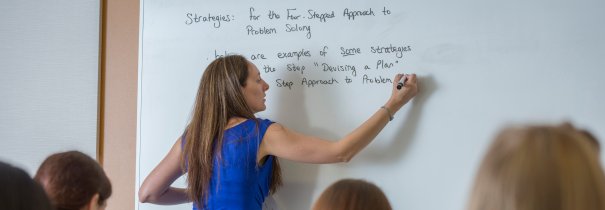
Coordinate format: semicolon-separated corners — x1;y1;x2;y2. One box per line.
101;0;138;209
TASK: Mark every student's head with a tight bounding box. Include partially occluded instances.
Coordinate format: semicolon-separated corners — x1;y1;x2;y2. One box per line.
35;151;112;210
559;122;601;154
0;161;53;210
312;179;392;210
467;123;605;210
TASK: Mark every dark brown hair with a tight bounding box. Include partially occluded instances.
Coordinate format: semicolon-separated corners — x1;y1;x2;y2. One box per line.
313;179;392;210
182;55;281;207
467;124;605;210
35;151;112;210
0;161;53;210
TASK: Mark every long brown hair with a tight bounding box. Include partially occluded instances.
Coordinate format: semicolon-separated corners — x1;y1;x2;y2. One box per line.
313;179;392;210
182;55;282;207
34;151;112;210
467;124;605;210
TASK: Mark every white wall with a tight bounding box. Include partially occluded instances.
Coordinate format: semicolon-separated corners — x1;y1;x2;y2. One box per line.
0;0;99;175
137;0;605;210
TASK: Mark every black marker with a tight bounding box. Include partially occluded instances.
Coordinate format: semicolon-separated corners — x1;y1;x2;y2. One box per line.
396;75;407;90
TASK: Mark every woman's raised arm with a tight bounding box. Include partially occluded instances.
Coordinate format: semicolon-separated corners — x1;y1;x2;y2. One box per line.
260;74;418;164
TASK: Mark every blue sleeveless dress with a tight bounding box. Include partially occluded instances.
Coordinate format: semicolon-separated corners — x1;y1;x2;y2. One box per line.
184;118;275;210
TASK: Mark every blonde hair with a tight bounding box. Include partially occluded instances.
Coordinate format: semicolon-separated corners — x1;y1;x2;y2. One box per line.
313;179;392;210
468;124;605;210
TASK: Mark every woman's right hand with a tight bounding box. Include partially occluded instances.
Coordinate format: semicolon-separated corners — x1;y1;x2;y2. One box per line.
385;73;418;113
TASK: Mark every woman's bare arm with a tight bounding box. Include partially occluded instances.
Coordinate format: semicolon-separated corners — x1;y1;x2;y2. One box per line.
138;138;189;204
259;74;418;163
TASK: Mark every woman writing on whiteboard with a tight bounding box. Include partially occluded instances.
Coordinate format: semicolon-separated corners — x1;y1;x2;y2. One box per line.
138;55;418;210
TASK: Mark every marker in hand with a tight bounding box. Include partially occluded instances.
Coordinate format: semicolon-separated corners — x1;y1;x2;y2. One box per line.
396;74;408;90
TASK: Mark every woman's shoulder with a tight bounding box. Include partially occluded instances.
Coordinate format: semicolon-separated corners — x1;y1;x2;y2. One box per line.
255;118;274;125
254;118;276;132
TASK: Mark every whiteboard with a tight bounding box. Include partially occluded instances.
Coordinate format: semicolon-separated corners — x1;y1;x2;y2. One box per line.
136;0;605;210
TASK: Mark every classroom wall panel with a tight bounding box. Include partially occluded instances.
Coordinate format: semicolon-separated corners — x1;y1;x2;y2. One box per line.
0;0;99;175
